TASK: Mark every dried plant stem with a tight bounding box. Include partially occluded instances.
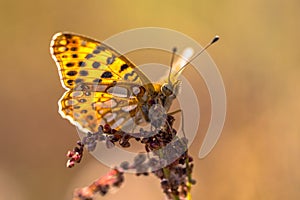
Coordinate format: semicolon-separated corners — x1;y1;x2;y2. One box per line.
185;156;192;200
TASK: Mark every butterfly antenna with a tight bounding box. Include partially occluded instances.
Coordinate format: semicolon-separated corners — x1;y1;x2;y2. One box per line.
175;35;219;77
168;47;177;84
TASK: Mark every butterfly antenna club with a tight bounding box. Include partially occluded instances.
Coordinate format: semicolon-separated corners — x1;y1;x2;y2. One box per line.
175;35;220;76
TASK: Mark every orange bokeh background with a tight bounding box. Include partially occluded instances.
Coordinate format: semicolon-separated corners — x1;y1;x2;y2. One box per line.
0;0;299;199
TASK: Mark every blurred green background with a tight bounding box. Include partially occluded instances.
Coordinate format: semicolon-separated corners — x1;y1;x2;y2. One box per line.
0;0;299;199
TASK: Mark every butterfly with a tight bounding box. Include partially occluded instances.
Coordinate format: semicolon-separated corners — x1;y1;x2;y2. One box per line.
50;32;217;134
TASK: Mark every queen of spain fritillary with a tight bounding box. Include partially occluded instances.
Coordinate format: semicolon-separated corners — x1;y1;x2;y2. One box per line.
50;32;218;134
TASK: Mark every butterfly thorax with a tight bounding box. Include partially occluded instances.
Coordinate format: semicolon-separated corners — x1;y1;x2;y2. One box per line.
133;83;177;128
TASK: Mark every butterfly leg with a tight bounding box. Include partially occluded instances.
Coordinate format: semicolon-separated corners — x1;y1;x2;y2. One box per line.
167;109;186;138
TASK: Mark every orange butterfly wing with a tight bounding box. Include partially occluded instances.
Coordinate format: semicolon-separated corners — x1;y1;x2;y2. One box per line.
50;32;155;133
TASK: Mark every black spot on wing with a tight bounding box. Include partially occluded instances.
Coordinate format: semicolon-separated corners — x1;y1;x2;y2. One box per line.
64;34;72;39
81;109;88;114
124;71;138;81
67;80;74;86
106;56;115;65
101;71;113;78
93;49;101;54
96;46;106;51
66;62;75;67
92;62;100;69
70;47;77;51
85;54;93;59
73;105;80;109
87;115;94;120
79;99;87;103
75;78;83;84
78;61;86;67
119;64;129;72
79;70;88;76
93;78;102;83
67;71;77;76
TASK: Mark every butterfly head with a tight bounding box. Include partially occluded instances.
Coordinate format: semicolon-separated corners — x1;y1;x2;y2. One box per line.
160;47;193;99
161;80;181;99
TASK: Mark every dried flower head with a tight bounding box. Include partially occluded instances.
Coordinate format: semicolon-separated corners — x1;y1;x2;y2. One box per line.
68;114;195;200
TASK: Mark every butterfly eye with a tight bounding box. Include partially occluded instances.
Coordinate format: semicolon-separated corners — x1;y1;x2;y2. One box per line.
161;83;173;96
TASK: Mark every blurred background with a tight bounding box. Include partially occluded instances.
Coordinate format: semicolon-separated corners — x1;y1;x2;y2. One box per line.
0;0;299;199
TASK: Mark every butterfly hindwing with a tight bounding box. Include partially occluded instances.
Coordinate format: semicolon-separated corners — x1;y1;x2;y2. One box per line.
59;88;140;132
